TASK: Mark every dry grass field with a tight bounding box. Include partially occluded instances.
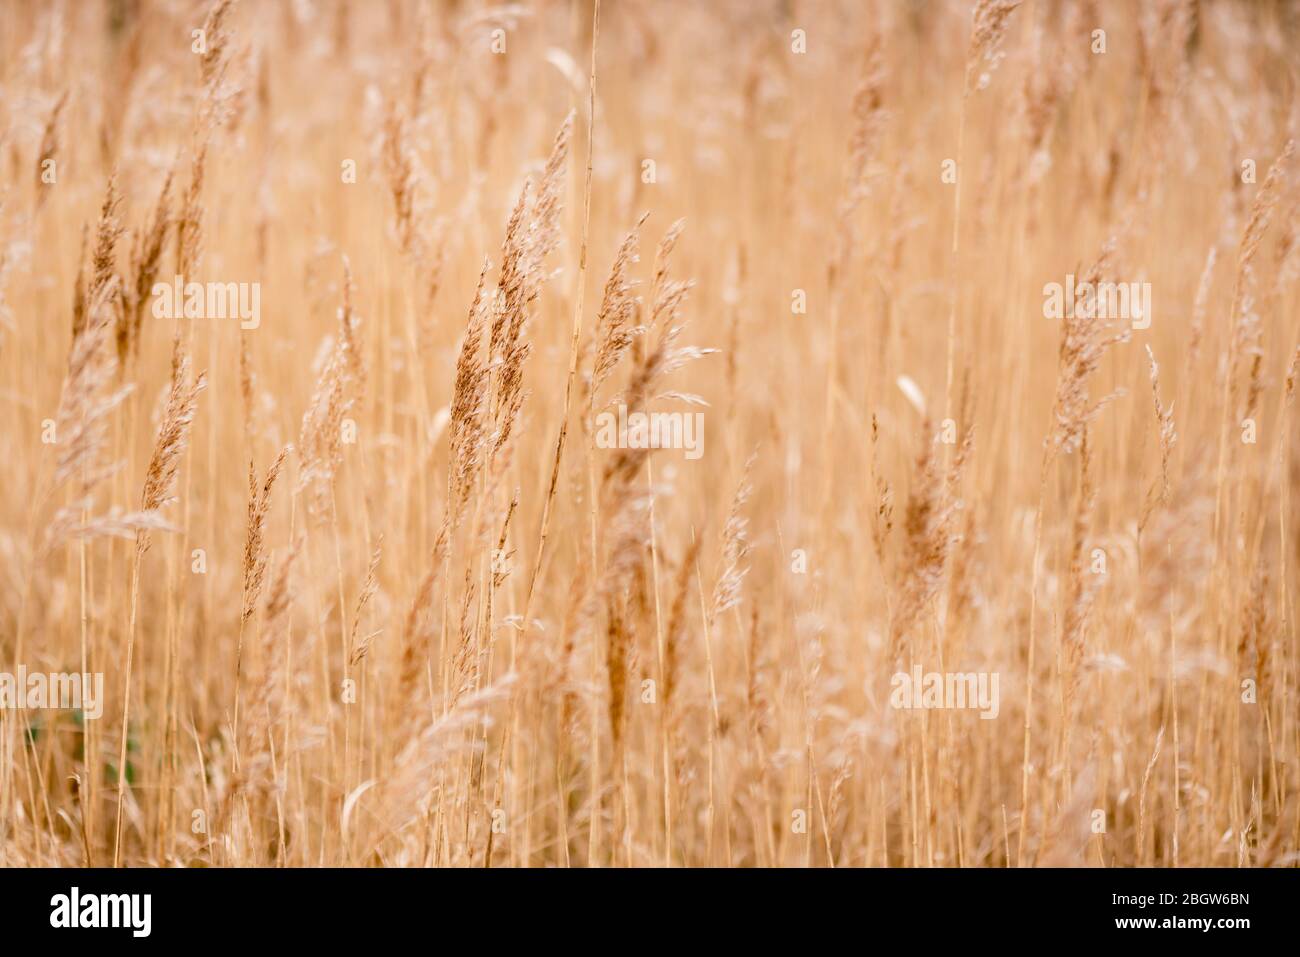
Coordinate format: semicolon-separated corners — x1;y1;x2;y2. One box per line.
1;0;1298;868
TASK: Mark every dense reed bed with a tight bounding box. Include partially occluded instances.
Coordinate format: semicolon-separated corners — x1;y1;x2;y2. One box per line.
1;0;1298;867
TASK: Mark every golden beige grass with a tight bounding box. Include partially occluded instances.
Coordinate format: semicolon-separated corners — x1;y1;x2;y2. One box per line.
0;0;1298;867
